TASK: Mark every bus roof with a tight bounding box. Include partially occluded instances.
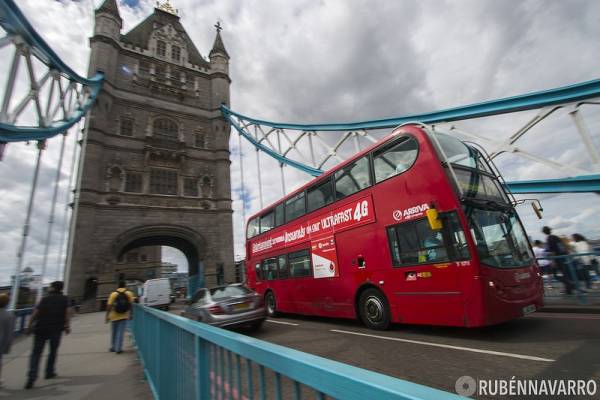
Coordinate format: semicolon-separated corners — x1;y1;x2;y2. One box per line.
247;123;428;222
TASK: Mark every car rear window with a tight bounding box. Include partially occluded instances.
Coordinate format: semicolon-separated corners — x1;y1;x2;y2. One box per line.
209;286;251;299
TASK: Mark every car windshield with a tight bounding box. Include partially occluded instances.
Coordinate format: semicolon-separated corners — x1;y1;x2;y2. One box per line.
464;207;533;268
209;286;251;300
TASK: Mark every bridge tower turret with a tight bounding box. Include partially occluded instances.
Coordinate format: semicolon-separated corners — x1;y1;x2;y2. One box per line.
89;0;122;83
209;24;232;208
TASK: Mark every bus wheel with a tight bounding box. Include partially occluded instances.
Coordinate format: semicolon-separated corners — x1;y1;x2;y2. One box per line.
359;289;390;330
265;291;278;317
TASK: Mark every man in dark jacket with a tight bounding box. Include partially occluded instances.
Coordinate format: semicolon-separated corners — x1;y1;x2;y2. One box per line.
542;226;573;295
24;281;70;389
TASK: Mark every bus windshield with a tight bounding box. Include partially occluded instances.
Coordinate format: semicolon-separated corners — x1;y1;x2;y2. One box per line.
464;206;533;268
434;133;509;204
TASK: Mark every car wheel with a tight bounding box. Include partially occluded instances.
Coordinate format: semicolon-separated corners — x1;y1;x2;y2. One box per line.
265;291;278;317
359;288;390;330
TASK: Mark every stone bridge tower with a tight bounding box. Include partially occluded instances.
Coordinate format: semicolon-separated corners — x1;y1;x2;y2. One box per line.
66;0;234;306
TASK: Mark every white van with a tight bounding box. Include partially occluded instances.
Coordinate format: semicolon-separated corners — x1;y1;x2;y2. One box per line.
139;278;172;310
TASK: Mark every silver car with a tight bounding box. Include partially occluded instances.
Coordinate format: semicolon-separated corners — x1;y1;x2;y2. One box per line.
182;284;266;330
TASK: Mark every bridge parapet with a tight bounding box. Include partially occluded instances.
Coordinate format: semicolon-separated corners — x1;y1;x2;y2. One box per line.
131;304;462;400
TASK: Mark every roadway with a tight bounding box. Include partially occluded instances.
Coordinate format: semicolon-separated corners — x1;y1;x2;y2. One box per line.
243;312;600;398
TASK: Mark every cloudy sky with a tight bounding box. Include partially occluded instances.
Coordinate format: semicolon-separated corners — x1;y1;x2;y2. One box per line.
1;0;600;283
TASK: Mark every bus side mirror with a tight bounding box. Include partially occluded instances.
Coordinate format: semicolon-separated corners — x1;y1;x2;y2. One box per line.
532;201;543;219
426;208;443;230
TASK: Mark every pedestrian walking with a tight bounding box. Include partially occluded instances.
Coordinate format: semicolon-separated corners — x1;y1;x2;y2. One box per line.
0;294;15;388
105;281;135;354
533;240;552;286
542;226;573;295
24;281;70;389
572;233;593;289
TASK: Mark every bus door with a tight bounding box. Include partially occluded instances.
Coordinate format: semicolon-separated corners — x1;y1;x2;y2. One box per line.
386;213;468;325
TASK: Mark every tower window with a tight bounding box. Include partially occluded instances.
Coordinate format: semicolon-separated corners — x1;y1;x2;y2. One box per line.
195;131;205;148
171;45;181;62
184;177;198;197
153;118;178;141
154;64;166;82
156;40;166;57
125;172;143;193
150;168;178;195
119;118;134;136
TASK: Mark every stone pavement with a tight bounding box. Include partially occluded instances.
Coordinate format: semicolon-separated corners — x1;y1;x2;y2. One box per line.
0;312;152;400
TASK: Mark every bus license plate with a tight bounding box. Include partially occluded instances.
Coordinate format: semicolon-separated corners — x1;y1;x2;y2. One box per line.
522;305;536;315
233;303;249;311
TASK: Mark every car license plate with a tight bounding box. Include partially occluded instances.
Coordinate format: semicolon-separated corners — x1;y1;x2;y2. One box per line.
522;304;536;315
233;303;249;311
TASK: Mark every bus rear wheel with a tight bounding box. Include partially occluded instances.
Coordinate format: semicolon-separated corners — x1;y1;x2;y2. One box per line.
265;291;278;317
359;288;390;330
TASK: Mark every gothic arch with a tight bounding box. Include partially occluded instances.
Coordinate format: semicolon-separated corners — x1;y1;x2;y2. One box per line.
152;116;180;141
106;164;124;192
112;224;208;278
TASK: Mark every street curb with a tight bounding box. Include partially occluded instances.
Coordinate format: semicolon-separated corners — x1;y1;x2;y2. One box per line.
540;305;600;314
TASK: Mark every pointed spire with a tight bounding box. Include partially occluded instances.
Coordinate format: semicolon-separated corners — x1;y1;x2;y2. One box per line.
97;0;121;20
209;22;229;59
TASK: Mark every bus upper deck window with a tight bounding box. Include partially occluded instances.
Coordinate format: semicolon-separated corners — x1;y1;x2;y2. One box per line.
307;178;334;212
334;156;371;200
285;192;306;222
247;218;259;239
260;210;275;233
373;137;418;183
275;203;285;227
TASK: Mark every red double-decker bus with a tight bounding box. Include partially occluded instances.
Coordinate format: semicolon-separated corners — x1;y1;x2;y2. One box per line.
245;123;542;329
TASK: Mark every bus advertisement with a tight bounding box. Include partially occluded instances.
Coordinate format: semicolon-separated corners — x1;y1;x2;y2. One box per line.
245;123;543;330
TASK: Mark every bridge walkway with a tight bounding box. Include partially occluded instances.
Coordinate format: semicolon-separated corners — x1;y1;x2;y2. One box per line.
0;312;151;399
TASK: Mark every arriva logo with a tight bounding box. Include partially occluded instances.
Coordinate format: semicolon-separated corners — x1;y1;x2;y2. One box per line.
392;203;430;221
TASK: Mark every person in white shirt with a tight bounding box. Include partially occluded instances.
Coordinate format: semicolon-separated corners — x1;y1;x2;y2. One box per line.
533;240;552;286
571;233;593;289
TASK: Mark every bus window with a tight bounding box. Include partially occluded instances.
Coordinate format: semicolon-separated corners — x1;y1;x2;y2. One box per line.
373;137;418;183
387;213;467;267
334;156;371;200
435;133;493;174
278;254;289;279
275;203;285;227
247;218;259;239
307;178;334;212
260;210;275;233
285;192;306;222
288;249;311;278
255;263;263;280
263;257;278;280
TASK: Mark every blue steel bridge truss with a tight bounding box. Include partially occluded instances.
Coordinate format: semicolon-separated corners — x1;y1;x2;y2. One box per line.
222;77;600;202
0;0;103;143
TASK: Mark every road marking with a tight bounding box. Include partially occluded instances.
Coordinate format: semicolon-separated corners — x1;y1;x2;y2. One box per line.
331;329;554;362
266;319;299;326
527;313;600;320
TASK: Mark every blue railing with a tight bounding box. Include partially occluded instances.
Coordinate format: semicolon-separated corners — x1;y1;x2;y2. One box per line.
131;304;462;400
536;252;600;305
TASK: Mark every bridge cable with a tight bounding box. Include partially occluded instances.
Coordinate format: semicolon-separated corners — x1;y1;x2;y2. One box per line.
56;120;81;280
9;141;45;310
37;131;68;303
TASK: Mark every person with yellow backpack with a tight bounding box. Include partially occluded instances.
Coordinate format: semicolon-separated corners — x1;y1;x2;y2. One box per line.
105;281;135;354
